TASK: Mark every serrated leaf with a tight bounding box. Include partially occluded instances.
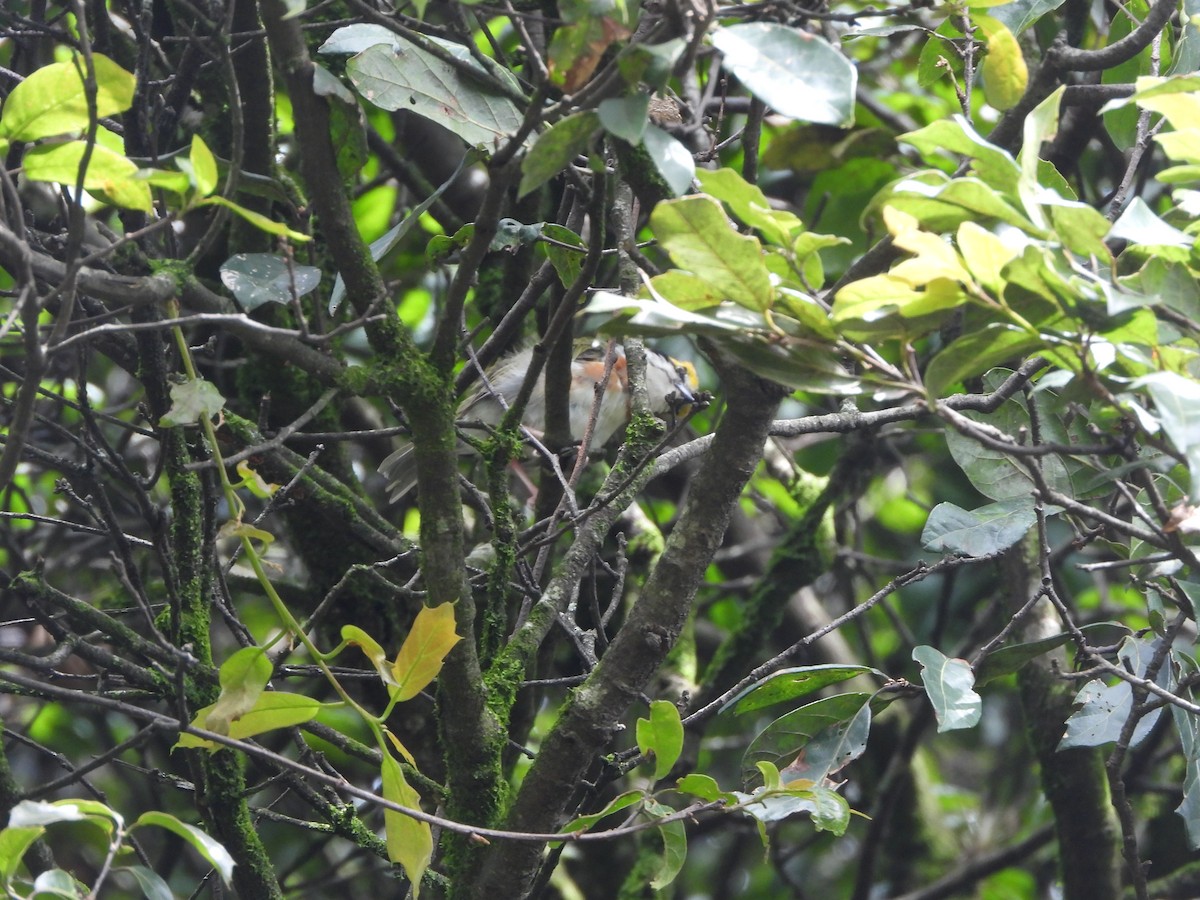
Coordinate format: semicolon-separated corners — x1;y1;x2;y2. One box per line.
650;195;773;310
159;378;225;427
132;813;234;885
519;111;599;197
379;752;432;897
23;140;152;212
0;54;135;142
220;253;321;311
912;645;982;732
921;497;1053;557
724;665;881;714
712;24;856;126
391;603;462;702
637;700;684;780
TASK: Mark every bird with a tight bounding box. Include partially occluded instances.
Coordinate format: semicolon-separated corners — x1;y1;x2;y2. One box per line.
378;342;700;502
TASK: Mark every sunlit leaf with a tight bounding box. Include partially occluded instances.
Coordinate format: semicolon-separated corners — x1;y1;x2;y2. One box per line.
712;24;856;126
206;647;272;735
391;603;462;702
159;378;226;428
650;195;774;310
0;54;135;143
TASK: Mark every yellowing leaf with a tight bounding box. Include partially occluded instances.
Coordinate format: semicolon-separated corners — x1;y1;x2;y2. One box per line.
0;54;135;143
391;603;462;702
977;16;1027;112
22;140;153;212
380;750;432;897
342;624;396;688
883;206;973;286
178;692;323;750
206;647;272;734
189;135;220;197
955;222;1016;296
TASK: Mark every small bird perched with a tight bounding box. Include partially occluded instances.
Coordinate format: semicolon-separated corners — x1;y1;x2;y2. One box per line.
379;342;700;502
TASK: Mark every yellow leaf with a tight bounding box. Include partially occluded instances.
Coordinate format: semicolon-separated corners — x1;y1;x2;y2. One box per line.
342;624;396;688
380;751;432;897
391;604;462;702
977;16;1028;112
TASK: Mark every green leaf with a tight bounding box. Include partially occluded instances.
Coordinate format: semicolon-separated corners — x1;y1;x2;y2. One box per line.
900;117;1021;197
642;124;695;197
118;866;174;900
539;224;587;288
331;150;477;314
794;699;871;781
1134;372;1200;498
674;774;737;804
924;324;1044;395
0;54;135;143
1059;637;1167;750
650;195;774;310
598;93;650;143
188;135;219;198
158;378;226;427
1110;197;1193;248
643;799;687;890
379;751;432;896
921;498;1054;557
694;167;804;247
344;40;523;148
132;813;234;886
976;622;1130;685
724;665;882;714
912;645;982;732
137;167;192;195
179;693;323;749
207;647;273;734
30;867;82;897
220;253;321;311
944;386;1076;500
519;111;599;197
23;140;152;212
741;694;870;787
562;790;644;834
0;826;44;884
199;196;311;242
391;603;462;702
712;24;856;126
636;700;684;780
